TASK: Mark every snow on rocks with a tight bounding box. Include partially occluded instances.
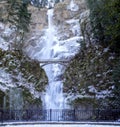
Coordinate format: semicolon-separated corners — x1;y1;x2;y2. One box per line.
0;23;15;51
0;68;13;92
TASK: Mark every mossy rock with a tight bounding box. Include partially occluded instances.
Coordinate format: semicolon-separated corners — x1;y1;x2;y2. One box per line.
70;97;97;109
0;50;48;92
0;49;48;108
63;44;119;108
20;86;42;109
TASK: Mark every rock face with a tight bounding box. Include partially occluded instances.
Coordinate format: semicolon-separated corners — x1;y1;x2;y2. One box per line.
63;44;117;107
0;49;48;109
28;6;48;31
23;0;88;109
53;0;87;40
0;3;48;108
0;0;88;110
23;0;87;58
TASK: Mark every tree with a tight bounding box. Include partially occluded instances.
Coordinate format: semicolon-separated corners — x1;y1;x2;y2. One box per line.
7;0;31;32
110;59;120;108
86;0;120;54
0;0;31;50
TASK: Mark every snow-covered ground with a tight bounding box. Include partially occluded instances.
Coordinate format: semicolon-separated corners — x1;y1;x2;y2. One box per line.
0;122;120;127
0;124;120;127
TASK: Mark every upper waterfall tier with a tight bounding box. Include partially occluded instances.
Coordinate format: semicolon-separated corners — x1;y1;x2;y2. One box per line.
23;0;87;110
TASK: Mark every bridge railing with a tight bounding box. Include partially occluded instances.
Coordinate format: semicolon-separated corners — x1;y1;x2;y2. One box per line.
0;109;120;122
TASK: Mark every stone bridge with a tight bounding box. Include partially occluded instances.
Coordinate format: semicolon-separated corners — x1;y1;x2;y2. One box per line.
39;59;69;67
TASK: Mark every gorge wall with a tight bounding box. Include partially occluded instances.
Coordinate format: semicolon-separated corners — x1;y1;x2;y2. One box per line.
0;0;88;109
0;23;47;109
23;0;87;58
0;0;119;110
23;0;88;109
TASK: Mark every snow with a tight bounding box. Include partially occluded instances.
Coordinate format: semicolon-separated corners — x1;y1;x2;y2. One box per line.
66;18;79;23
0;69;13;92
1;123;120;127
88;86;97;93
103;48;109;53
68;0;79;11
66;19;81;36
0;67;40;99
0;23;15;51
0;38;9;51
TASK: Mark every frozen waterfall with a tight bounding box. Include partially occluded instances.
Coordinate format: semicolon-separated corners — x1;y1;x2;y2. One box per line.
24;0;82;111
41;1;82;113
41;9;65;109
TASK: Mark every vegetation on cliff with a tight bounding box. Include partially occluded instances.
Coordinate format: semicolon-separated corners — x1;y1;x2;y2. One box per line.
64;0;120;109
0;0;120;110
0;49;48;109
86;0;120;54
0;0;31;31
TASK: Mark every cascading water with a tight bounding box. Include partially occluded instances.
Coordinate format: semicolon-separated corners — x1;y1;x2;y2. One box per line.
24;0;82;119
41;8;65;110
39;1;67;120
40;0;82;121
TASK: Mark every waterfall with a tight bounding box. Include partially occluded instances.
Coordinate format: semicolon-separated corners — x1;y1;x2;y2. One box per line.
41;0;80;110
24;0;82;111
41;8;65;110
39;1;68;121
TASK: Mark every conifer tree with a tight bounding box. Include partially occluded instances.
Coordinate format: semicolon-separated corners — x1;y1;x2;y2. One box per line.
110;59;120;108
86;0;120;53
7;0;31;32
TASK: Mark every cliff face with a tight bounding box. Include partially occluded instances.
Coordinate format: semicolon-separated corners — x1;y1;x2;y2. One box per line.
22;0;88;109
0;0;88;109
62;1;120;109
24;0;119;109
0;49;48;109
53;0;87;39
0;8;48;109
1;0;118;109
23;0;87;58
63;44;118;108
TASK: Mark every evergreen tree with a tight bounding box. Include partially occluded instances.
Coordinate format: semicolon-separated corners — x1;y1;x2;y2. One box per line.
111;59;120;108
0;0;31;50
86;0;120;54
7;0;31;32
